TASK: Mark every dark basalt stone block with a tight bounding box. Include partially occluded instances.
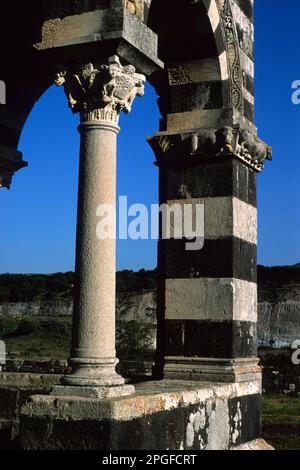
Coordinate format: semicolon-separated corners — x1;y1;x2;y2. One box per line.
159;158;257;208
158;237;257;284
170;82;223;114
164;319;257;358
228;394;261;446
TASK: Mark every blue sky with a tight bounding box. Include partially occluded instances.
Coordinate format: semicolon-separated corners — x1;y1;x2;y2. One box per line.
0;0;299;274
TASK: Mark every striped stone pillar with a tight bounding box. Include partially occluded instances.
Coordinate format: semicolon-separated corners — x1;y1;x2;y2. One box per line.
149;127;271;383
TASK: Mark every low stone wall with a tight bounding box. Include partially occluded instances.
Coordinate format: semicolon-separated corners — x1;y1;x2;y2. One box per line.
0;300;73;317
0;362;154;449
3;355;300;394
0;373;62;449
3;359;70;375
2;359;153;378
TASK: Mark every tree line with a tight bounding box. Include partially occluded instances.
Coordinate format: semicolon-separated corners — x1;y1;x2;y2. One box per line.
0;269;157;303
1;264;299;303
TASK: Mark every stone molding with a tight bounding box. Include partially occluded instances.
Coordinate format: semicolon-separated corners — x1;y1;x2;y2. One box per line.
163;357;262;383
217;0;244;112
55;55;146;124
148;126;272;172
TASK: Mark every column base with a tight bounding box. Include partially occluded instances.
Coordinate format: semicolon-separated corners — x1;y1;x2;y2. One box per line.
56;357;135;397
163;357;262;383
63;356;126;386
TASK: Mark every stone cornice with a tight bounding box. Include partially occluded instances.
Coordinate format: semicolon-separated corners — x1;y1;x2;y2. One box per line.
148;126;272;172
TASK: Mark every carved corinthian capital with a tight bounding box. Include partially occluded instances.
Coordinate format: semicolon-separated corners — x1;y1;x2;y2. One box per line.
54;56;146;124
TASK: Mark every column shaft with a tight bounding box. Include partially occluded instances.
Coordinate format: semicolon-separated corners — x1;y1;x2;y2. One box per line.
51;56;145;397
54;121;134;397
60;121;126;390
74;121;118;361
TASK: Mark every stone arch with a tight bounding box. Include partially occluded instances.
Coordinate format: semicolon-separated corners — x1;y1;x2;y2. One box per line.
147;0;243;131
0;2;52;187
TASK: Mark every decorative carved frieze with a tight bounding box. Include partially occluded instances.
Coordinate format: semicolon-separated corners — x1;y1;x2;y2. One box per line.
148;126;272;172
217;0;243;112
55;56;146;124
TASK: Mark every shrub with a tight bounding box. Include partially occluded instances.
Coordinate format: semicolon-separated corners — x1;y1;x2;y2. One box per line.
117;321;154;360
15;319;37;336
0;317;18;336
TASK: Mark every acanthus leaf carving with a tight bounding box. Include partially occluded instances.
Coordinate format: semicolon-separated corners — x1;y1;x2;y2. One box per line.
54;56;146;124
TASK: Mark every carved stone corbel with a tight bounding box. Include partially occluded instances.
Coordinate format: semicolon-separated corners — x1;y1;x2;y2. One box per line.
148;126;272;172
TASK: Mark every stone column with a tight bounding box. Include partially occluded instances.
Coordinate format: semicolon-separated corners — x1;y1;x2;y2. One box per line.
149;127;272;383
52;56;145;398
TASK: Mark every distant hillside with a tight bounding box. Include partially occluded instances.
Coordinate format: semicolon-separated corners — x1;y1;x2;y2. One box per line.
1;265;300;349
258;264;300;303
1;265;300;303
257;263;300;348
0;270;157;303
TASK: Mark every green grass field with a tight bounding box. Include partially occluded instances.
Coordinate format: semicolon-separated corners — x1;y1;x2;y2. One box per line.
0;316;71;358
0;316;155;361
262;394;300;450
